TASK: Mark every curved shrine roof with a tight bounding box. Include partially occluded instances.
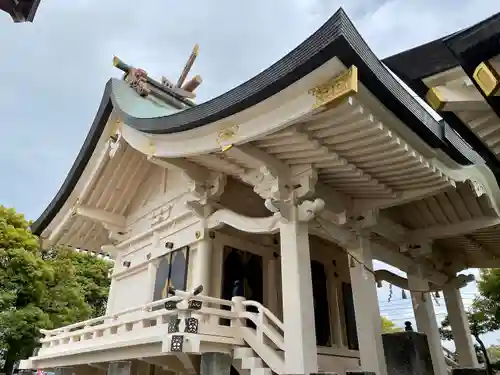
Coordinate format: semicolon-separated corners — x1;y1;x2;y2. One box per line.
32;7;484;237
383;12;500;83
383;12;500;186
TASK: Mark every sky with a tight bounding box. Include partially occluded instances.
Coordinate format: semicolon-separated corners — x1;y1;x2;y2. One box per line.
1;0;500;349
372;262;499;348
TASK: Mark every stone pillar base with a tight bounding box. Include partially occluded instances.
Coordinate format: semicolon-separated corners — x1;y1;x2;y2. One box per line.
452;369;487;375
107;362;132;375
201;352;232;375
382;331;433;375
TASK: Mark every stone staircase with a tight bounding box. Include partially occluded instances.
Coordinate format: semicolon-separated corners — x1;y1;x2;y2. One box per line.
443;346;459;372
234;347;273;375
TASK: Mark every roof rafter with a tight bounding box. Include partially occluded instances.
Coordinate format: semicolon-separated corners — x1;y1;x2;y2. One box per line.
426;84;489;112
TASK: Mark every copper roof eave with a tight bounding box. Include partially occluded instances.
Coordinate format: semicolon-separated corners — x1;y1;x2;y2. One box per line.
31;7;482;238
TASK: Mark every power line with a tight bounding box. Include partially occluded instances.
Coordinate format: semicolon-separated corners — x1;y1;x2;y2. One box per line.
378;299;475;309
380;300;474;308
378;296;476;304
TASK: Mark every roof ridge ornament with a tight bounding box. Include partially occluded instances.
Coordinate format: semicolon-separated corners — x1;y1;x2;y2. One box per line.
112;44;202;104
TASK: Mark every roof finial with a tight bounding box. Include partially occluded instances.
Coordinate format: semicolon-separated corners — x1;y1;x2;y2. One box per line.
112;44;202;102
176;43;200;89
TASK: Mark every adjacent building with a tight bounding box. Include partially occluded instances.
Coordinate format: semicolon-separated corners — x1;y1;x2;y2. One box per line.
0;0;41;22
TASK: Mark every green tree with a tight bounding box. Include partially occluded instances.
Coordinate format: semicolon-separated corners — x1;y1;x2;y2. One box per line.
475;269;500;374
440;298;499;375
0;206;112;374
42;247;112;318
0;206;53;374
478;269;500;324
381;316;402;333
488;345;500;374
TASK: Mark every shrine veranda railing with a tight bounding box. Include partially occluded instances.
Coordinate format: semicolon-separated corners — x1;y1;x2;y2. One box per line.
35;290;286;372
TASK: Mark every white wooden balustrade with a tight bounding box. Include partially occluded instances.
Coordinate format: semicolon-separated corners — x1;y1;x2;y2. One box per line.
34;294;286;374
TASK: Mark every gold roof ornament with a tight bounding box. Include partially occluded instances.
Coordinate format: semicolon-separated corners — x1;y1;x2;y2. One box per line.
308;65;359;109
473;61;500;97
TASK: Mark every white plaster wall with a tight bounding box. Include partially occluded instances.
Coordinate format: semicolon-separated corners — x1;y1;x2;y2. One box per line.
110;267;149;314
105;166;200;316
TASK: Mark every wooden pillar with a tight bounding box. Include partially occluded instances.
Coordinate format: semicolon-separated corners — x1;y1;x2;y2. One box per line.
145;232;162;305
106;278;116;315
327;263;344;348
192;233;213;294
348;237;387;375
408;273;448;375
146;258;160;302
266;255;280;316
279;215;318;375
443;285;478;368
192;206;214;295
106;264;118;315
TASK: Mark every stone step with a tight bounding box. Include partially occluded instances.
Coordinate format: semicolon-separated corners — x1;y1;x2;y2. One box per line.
250;368;272;375
234;347;255;360
241;357;263;370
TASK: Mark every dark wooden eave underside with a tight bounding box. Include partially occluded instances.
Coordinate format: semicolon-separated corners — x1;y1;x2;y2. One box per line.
383;11;500;185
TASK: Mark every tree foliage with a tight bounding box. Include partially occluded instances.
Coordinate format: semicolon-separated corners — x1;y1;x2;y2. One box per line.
440;296;500;375
478;269;500;324
0;206;112;374
42;247;111;319
488;345;500;373
381;316;402;333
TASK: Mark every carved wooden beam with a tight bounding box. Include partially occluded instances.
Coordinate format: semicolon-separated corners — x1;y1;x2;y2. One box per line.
309;218;449;285
74;206;128;242
225;144;351;220
207;209;282;234
75;206;126;228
